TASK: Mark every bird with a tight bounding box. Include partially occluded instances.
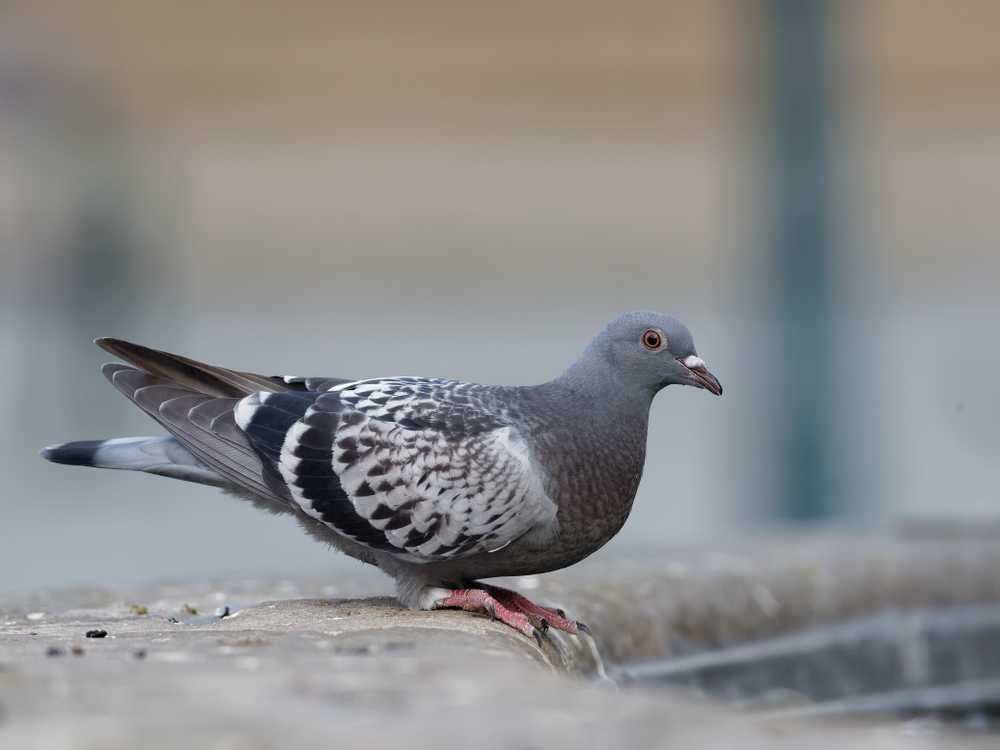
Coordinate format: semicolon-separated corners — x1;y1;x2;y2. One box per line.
41;311;721;640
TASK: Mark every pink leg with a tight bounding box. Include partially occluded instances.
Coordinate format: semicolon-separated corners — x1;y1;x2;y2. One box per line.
433;584;586;640
434;588;539;642
480;583;584;635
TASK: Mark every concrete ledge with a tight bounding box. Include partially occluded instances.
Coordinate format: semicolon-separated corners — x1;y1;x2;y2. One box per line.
2;533;999;748
533;533;1000;669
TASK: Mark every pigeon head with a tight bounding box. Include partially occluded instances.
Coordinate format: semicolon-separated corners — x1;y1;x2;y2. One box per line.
575;311;722;397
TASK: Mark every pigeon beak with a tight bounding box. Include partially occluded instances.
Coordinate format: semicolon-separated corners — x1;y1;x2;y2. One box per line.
679;355;723;396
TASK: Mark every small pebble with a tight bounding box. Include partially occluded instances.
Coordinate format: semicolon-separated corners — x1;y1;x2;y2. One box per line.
216;606;231;618
181;604;198;616
133;649;147;660
71;646;85;656
167;617;180;624
129;604;149;616
46;647;63;657
85;629;108;639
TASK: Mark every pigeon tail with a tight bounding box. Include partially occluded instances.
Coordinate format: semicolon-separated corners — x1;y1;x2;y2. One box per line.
41;436;226;487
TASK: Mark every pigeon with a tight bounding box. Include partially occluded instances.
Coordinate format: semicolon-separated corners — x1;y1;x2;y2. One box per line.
41;311;721;639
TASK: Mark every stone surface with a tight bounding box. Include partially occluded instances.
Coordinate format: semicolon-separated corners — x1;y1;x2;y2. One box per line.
2;533;1000;748
541;533;1000;668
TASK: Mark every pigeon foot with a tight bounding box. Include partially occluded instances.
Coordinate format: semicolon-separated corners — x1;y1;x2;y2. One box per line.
479;583;583;635
433;583;584;640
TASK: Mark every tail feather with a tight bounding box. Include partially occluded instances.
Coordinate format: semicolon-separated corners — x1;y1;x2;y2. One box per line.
40;436;226;486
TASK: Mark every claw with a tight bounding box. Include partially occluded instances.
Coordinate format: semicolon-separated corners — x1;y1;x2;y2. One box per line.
556;608;566;618
539;618;550;632
576;621;590;634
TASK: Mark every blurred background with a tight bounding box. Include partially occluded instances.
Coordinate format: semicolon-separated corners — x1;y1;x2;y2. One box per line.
1;1;997;593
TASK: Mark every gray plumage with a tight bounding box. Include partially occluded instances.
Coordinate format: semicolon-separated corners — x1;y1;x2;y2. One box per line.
41;312;721;610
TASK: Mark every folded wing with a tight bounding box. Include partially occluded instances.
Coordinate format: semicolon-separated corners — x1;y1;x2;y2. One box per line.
235;378;556;563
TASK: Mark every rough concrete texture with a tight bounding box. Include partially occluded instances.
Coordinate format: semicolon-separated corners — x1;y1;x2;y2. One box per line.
2;533;999;749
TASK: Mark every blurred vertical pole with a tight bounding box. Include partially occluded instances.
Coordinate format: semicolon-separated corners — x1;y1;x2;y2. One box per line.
765;0;838;521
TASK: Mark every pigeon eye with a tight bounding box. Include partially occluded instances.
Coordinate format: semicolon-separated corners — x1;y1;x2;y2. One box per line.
641;328;665;351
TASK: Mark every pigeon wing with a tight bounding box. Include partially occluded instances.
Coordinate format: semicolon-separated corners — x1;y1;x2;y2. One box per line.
96;338;353;397
235;378;556;563
102;363;291;506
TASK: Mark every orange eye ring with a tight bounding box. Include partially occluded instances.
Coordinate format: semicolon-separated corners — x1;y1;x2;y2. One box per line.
641;328;666;351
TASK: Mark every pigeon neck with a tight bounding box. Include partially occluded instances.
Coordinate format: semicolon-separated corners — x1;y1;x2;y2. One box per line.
552;345;656;416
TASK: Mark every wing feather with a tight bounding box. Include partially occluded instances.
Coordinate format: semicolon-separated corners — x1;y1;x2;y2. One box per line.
103;364;286;505
96;337;352;396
